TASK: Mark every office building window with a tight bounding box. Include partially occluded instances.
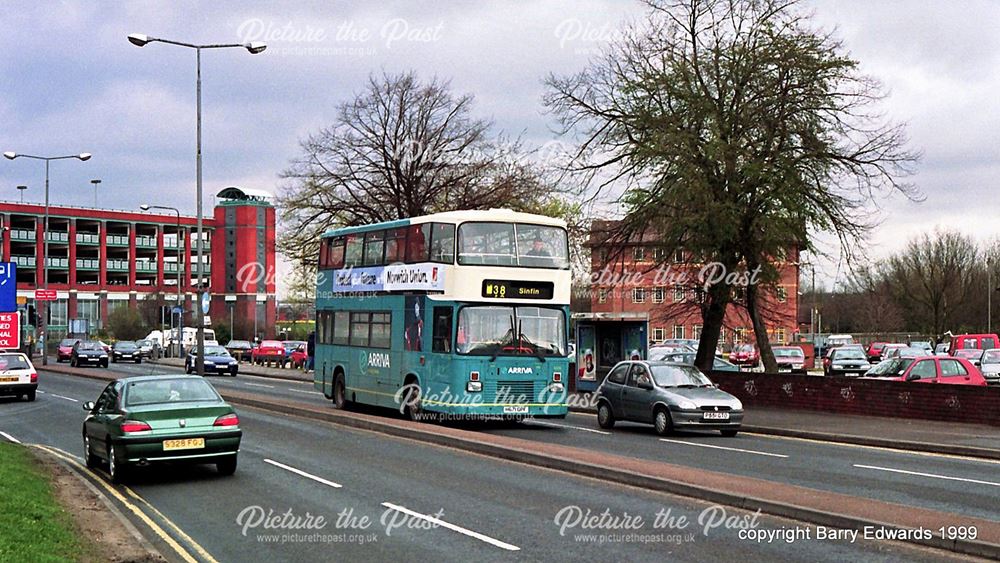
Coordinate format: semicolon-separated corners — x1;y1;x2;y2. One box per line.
632;287;646;303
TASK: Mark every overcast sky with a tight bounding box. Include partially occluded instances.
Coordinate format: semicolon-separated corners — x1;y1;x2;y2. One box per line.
2;1;998;295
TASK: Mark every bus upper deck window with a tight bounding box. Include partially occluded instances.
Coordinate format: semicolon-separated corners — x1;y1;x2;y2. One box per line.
328;237;345;269
405;224;430;263
385;227;407;263
363;230;385;266
344;235;363;267
429;223;455;264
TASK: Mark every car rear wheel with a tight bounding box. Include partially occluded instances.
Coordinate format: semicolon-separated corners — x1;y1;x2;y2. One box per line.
26;390;35;402
721;429;739;437
654;408;672;436
597;402;615;429
108;443;127;484
216;456;238;476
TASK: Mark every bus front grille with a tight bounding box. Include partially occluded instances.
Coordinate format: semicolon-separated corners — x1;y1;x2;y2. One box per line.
489;381;535;403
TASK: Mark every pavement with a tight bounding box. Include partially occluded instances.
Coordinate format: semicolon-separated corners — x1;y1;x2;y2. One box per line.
145;357;1000;459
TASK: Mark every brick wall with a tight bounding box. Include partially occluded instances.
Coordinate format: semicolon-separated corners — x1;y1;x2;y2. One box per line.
709;372;1000;427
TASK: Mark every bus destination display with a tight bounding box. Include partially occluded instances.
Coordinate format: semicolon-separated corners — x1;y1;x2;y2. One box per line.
482;280;554;300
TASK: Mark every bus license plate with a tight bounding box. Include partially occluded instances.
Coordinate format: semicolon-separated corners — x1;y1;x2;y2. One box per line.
503;406;529;414
703;412;730;420
163;438;205;451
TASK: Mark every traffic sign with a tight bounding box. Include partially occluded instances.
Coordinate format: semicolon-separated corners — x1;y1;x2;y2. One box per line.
201;292;211;315
172;306;183;315
34;289;57;301
0;312;20;350
0;263;16;312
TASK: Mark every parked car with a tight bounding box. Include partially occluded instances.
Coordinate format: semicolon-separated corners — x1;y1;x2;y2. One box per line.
57;338;81;362
71;341;109;368
97;341;111;354
979;348;1000;385
0;353;37;401
282;341;306;361
185;345;239;377
880;343;907;360
934;343;951;356
649;345;696;358
909;341;933;354
949;333;999;354
863;356;986;386
251;340;287;367
824;347;871;377
954;348;984;368
111;341;142;364
826;334;855;348
646;350;739;372
772;346;806;374
660;338;700;349
224;340;254;362
135;339;159;359
289;343;309;370
81;375;242;483
595;361;743;436
729;344;759;366
866;342;888;363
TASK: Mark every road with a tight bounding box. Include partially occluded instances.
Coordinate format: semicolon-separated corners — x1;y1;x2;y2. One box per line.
98;360;1000;522
0;368;971;562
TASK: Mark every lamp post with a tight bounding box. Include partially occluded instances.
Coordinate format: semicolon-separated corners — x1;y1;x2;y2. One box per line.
3;151;91;365
128;33;265;376
90;179;101;208
16;185;27;203
141;204;183;356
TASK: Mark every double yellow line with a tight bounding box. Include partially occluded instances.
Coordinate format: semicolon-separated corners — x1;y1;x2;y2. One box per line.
33;444;218;563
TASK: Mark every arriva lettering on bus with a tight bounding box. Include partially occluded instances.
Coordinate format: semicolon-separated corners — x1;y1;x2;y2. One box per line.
508;367;533;374
367;352;391;369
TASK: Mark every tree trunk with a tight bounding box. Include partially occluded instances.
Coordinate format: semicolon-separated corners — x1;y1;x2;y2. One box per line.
695;284;730;372
746;280;778;373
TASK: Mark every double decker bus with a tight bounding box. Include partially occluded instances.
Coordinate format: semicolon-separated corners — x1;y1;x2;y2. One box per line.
313;209;570;420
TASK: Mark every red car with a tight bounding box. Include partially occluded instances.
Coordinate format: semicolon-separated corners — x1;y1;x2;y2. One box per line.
56;338;81;362
251;340;287;367
729;344;758;366
864;356;986;386
289;343;308;369
866;342;887;363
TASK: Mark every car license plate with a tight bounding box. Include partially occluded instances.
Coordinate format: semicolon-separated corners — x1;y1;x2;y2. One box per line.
163;438;205;451
0;376;17;382
703;412;730;420
503;406;529;414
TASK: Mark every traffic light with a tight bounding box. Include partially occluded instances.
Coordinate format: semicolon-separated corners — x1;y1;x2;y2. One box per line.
26;304;37;327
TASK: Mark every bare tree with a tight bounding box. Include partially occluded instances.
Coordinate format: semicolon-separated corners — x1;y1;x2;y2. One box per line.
545;0;917;370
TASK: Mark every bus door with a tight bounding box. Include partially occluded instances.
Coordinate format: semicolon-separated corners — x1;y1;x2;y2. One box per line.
429;305;455;392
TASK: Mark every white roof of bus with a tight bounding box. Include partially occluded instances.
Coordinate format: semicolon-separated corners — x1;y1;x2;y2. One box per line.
323;208;566;237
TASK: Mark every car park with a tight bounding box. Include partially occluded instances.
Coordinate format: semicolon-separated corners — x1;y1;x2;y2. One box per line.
56;338;81;362
81;375;242;483
0;353;38;401
111;341;142;363
595;360;743;436
251;340;287;367
979;348;1000;385
772;346;806;374
71;341;109;368
824;347;870;377
863;356;986;386
186;345;239;376
954;348;984;368
729;344;759;366
224;340;254;362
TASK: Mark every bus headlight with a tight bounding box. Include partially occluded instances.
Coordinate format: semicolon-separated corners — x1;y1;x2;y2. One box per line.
548;382;564;393
466;381;483;392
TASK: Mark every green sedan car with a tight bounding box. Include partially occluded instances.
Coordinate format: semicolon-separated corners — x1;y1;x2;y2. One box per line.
82;375;242;483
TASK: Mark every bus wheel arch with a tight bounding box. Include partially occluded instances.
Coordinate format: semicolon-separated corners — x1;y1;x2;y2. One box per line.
402;373;423;421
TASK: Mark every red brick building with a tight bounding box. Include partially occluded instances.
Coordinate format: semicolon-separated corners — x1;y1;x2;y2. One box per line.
586;220;799;348
0;186;276;340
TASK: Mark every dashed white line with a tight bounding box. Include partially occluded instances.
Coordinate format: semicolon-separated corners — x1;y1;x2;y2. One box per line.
264;458;342;488
853;464;1000;487
287;389;323;396
50;393;80;403
522;420;611;435
36;390;46;394
659;438;788;458
242;382;275;389
0;431;20;444
380;502;520;551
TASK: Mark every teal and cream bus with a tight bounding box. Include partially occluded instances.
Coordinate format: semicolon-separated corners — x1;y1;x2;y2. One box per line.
313;209;570;420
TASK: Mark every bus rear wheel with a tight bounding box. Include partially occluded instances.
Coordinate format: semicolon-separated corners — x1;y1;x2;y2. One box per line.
333;374;349;410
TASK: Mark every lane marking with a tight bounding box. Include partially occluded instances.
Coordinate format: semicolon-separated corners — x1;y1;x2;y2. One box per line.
33;444;204;563
0;431;21;444
745;432;1000;466
264;458;342;488
50;393;80;403
659;438;788;458
853;464;1000;487
242;382;275;389
37;390;46;394
522;420;611;435
380;502;520;551
287;389;323;396
122;486;221;563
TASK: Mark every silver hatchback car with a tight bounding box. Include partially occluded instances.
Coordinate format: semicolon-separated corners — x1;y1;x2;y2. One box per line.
595;361;744;436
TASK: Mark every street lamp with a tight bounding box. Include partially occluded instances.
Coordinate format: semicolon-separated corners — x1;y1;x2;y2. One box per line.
16;185;27;203
140;204;183;357
3;151;91;365
90;179;101;208
129;33;265;376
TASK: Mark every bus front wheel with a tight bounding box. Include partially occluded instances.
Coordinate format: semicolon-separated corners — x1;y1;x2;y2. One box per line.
403;379;422;421
333;374;349;410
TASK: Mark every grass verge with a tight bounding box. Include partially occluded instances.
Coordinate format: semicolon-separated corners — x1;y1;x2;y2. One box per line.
0;442;85;562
